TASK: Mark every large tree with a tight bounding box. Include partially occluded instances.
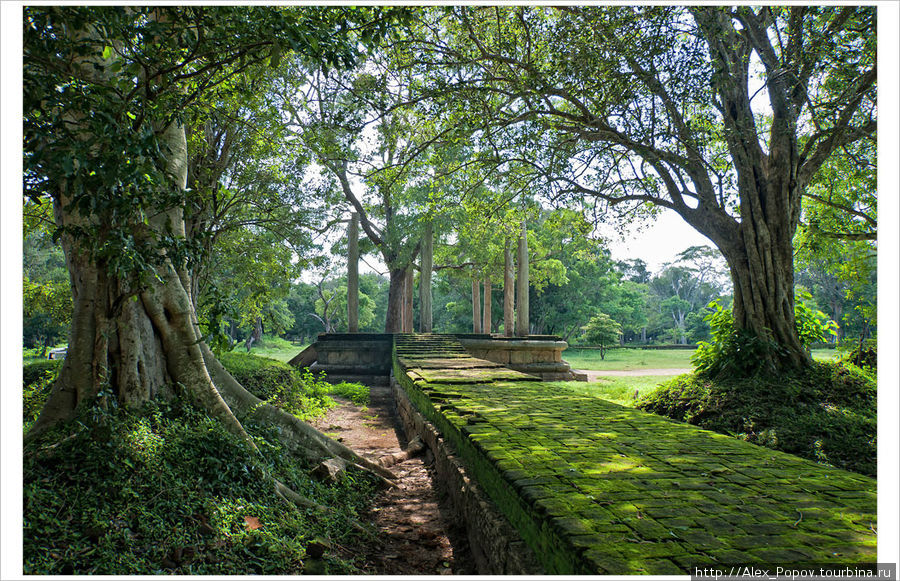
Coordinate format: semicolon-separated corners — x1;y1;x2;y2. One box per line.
23;7;397;484
416;6;876;372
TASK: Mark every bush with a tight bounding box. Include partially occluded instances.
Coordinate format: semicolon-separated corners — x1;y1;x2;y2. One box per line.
637;361;876;476
692;298;839;379
23;398;378;575
219;352;336;421
328;382;370;406
23;360;62;431
842;339;876;371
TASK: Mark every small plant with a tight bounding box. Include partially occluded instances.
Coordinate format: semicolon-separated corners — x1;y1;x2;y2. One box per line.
328;382;370;406
637;360;876;476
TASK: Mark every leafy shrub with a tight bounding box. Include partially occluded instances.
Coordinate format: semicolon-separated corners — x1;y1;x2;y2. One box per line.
692;297;839;379
219;352;335;421
23;360;62;431
842;339;876;371
637;361;876;476
328;382;370;406
23;398;378;575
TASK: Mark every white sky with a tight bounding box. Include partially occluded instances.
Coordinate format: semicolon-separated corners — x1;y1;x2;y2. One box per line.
599;210;713;274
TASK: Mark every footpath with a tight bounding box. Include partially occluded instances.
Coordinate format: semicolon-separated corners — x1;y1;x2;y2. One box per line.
393;334;877;575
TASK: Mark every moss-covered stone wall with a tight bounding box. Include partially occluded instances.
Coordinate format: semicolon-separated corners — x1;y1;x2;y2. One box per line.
392;334;877;575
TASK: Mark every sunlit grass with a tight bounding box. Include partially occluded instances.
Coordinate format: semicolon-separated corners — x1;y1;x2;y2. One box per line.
562;348;694;371
548;375;675;407
246;338;309;363
564;346;840;371
811;348;839;362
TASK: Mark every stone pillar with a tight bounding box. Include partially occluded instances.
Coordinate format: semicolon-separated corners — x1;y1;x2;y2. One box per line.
515;221;529;337
504;240;514;337
482;275;492;335
347;213;359;333
472;275;482;334
419;221;433;333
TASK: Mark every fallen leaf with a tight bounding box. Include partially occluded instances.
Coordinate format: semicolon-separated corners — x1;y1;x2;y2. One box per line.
243;516;261;530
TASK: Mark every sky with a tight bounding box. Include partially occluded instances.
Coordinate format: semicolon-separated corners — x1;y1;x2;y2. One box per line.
598;210;713;274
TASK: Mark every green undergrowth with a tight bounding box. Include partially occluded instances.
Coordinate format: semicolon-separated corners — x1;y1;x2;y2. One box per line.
23;359;62;432
23;397;379;575
217;352;338;421
327;381;370;406
637;361;876;476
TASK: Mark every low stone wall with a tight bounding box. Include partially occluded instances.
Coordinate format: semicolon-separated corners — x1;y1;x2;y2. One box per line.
305;333;393;385
456;335;578;381
391;376;543;574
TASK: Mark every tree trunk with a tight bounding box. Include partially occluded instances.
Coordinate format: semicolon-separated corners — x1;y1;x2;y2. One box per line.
471;275;482;334
482;276;492;335
515;222;529;337
347;213;359;333
245;316;263;352
384;265;407;333
419;222;433;333
403;268;414;332
503;241;514;337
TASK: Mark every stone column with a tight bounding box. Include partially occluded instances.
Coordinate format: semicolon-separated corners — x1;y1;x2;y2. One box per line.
347;213;359;333
504;240;514;337
419;221;433;333
515;221;529;337
482;275;492;335
472;274;482;334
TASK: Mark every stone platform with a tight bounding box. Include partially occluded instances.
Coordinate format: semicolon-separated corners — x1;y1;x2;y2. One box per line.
392;334;877;575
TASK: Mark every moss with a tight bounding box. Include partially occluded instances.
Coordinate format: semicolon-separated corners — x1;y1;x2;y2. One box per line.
393;338;877;575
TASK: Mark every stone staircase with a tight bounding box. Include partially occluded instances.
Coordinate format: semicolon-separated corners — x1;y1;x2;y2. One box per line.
394;333;469;358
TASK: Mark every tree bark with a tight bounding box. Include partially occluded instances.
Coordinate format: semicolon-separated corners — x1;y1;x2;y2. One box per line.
347;213;359;333
504;241;515;337
471;275;482;333
482;276;492;335
402;267;414;332
419;221;433;333
385;265;408;333
515;222;529;337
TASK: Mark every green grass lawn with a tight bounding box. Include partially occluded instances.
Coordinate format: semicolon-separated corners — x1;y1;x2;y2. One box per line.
811;347;839;362
564;346;839;371
244;337;309;363
556;347;839;406
562;348;694;371
549;375;674;407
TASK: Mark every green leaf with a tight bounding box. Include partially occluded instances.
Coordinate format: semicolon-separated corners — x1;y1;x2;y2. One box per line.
102;46;112;59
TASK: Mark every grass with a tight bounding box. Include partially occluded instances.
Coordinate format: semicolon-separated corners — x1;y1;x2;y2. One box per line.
549;375;674;407
22;355;381;574
811;347;839;362
246;337;309;363
562;348;694;371
563;346;838;371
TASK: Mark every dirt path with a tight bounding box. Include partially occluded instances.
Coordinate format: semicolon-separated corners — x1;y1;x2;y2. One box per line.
312;383;475;575
575;368;690;381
